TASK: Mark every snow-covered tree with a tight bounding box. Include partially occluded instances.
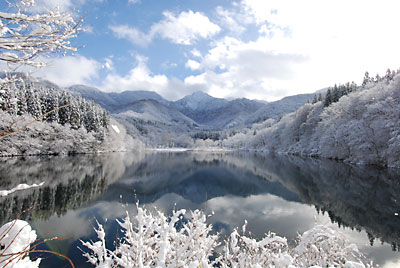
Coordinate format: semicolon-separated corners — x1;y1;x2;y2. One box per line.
81;206;370;268
0;0;79;69
226;69;400;167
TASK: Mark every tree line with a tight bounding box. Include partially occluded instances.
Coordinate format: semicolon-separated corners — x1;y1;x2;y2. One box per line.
311;68;400;107
0;77;110;137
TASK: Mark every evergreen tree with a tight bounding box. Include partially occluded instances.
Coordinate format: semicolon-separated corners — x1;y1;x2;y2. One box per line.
312;94;317;104
362;71;371;86
324;88;333;107
58;91;71;125
26;83;42;118
69;97;82;130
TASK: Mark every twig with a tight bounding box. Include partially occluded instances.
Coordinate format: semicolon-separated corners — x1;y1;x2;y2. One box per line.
0;104;70;139
0;118;23;137
29;250;75;268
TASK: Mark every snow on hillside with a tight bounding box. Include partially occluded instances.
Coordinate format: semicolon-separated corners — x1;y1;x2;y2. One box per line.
67;85;168;112
225;73;400;167
0;78;144;156
172;91;228;111
114;99;198;127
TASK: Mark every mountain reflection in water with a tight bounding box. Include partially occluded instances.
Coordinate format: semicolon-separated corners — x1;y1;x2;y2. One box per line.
0;151;399;267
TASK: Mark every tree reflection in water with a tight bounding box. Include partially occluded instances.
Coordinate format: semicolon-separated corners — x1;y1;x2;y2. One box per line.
0;151;399;267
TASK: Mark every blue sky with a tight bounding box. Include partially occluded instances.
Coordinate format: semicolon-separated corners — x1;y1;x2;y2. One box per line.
3;0;400;101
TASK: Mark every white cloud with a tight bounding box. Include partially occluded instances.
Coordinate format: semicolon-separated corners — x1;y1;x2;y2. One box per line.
175;0;400;101
109;25;152;47
185;59;201;71
215;6;246;35
128;0;140;3
102;57;114;71
183;35;305;101
190;49;202;58
101;55;169;93
36;55;101;87
151;10;221;45
237;0;400;91
110;10;221;46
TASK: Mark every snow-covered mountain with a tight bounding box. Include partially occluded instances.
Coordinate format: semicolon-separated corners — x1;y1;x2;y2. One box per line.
247;93;317;124
170;91;228;115
112;99;200;146
67;85;167;111
170;92;266;128
113;99;198;128
68;86;315;130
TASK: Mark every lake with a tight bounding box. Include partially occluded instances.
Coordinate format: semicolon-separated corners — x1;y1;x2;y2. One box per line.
0;151;400;267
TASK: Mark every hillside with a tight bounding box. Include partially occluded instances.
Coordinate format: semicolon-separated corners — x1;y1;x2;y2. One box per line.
113;99;199;147
224;72;400;167
0;77;142;156
67;85;167;111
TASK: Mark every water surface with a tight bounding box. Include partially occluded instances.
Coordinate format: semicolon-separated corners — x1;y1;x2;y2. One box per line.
0;151;399;267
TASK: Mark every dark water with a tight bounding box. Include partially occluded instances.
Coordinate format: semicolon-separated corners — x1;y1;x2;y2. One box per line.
1;151;400;267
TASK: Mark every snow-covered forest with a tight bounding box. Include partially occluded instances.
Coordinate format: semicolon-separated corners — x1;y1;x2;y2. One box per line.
0;75;142;155
224;69;400;168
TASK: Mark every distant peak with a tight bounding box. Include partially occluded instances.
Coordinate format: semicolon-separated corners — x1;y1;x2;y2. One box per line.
190;91;210;97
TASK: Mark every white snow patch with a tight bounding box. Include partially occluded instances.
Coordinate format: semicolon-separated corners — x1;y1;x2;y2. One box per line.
0;182;45;197
111;124;120;134
0;220;41;267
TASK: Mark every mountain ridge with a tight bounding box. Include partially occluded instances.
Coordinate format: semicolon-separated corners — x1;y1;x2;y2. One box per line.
66;85;318;129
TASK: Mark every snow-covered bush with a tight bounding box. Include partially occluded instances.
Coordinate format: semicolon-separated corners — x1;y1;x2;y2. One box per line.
81;205;218;268
0;219;40;268
227;71;400;167
81;206;370;268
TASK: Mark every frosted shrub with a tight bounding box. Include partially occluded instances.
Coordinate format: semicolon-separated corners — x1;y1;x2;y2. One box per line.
294;225;367;268
220;226;292;267
0;220;40;268
82;206;370;268
81;205;218;268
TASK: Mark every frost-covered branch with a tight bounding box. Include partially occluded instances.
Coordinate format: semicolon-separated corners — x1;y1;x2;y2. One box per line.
81;205;371;268
0;0;79;69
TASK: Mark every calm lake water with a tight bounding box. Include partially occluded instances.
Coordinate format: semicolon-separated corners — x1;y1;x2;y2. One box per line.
1;151;400;267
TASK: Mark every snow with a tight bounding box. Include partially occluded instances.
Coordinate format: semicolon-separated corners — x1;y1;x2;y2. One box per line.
81;206;370;268
0;182;44;197
225;72;400;168
0;220;41;268
111;124;120;134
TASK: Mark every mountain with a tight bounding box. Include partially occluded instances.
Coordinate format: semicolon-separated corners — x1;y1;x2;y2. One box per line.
247;93;316;124
114;99;198;128
67;85;315;130
171;91;228;115
67;85;118;111
169;91;312;129
67;85;167;111
112;99;199;146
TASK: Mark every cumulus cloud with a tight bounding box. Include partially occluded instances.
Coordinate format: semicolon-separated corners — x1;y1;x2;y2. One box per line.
185;59;201;71
174;0;400;101
36;55;101;87
152;10;221;45
182;34;306;100
110;10;221;46
101;55;169;93
215;6;247;35
190;49;202;58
